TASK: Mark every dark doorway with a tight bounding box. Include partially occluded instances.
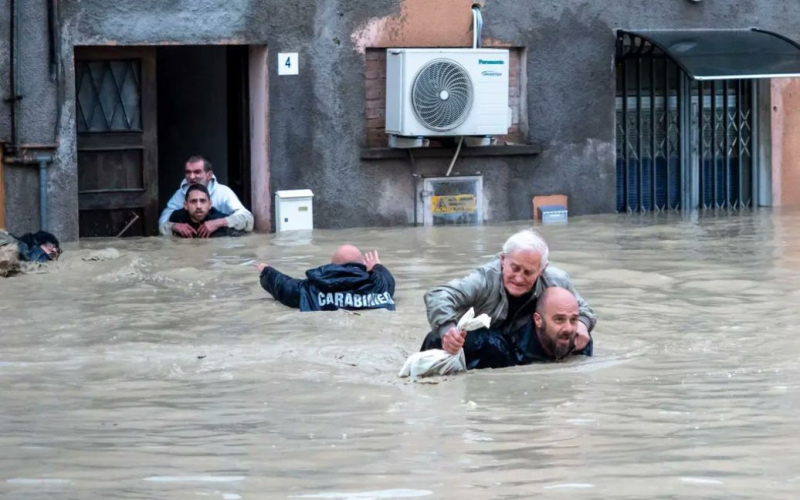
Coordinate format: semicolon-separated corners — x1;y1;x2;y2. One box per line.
75;46;159;237
155;46;251;215
226;46;252;209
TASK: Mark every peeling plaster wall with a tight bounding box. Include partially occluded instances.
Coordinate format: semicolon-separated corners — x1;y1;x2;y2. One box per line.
2;0;799;240
771;78;800;207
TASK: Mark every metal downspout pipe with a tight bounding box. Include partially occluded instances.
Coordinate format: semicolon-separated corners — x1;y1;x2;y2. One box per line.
3;152;54;231
38;156;51;230
7;0;22;150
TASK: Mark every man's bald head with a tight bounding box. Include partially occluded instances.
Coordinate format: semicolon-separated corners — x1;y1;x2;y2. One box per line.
331;244;364;265
536;287;579;316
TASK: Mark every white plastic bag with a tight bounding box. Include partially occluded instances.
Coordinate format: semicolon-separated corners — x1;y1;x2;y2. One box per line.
399;308;491;378
455;307;493;333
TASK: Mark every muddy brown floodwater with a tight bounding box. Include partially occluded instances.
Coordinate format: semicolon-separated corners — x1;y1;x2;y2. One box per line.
2;210;800;499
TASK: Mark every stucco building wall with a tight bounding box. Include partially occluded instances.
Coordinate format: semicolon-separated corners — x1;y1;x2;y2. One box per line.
2;0;800;240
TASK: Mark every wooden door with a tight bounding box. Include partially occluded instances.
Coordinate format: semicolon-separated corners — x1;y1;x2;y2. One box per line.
75;47;158;237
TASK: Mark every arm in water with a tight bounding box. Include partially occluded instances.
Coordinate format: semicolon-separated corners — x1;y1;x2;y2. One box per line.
167;210;198;238
577;333;593;356
256;263;303;309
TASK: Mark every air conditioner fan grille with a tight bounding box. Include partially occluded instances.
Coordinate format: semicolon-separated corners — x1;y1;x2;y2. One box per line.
411;59;474;131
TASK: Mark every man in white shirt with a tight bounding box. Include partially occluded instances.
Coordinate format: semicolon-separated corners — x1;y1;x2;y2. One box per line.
159;155;254;238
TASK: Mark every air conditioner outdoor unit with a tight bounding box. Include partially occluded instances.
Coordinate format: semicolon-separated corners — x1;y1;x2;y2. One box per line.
385;48;510;141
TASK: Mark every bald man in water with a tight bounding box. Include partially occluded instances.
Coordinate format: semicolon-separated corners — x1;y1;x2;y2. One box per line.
255;245;396;311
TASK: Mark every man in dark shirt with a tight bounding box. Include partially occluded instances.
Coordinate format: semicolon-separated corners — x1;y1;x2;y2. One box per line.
255;245;396;311
167;184;244;238
422;287;593;370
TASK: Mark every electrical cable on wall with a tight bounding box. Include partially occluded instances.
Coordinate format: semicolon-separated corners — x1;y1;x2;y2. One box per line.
445;136;464;177
448;6;479;176
473;6;483;48
472;9;478;49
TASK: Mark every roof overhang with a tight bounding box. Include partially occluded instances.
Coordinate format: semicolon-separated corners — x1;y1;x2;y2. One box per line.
617;28;800;80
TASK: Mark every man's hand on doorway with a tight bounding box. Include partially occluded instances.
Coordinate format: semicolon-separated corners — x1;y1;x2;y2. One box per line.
197;218;227;238
575;322;591;351
172;223;197;238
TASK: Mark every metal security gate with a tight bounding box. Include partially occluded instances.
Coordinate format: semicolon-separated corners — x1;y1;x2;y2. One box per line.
616;33;756;212
694;80;754;209
616;47;683;211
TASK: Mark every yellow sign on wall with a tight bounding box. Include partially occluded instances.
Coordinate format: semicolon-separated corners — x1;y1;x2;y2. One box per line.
431;194;477;214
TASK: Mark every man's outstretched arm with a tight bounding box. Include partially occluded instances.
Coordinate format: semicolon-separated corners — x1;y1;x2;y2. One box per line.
256;263;304;309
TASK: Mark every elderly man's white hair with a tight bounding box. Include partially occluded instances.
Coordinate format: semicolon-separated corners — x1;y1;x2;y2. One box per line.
502;229;549;268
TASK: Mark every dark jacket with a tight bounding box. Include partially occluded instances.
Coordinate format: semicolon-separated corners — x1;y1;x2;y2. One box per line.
260;263;396;311
168;208;244;238
16;231;60;262
421;319;592;370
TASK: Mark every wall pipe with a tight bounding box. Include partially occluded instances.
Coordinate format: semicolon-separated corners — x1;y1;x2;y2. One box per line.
38;157;50;230
48;0;64;142
6;0;22;149
4;151;54;231
47;0;61;81
472;5;483;49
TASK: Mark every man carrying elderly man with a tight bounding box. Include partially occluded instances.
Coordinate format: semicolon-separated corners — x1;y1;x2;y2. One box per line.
420;228;596;368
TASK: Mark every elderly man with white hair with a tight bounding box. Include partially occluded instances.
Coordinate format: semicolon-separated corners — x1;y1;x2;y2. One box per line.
422;229;595;356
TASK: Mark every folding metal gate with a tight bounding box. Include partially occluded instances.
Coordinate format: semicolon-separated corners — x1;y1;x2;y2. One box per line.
616;32;756;212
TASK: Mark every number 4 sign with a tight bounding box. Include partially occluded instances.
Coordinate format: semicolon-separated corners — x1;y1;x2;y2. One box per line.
278;53;299;76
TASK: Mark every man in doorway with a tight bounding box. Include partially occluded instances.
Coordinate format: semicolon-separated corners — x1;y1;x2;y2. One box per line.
159;155;254;237
255;245;396;311
421;228;595;355
423;287;593;370
167;185;244;238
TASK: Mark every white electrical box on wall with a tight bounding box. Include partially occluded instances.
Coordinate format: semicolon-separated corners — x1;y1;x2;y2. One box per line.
275;189;314;232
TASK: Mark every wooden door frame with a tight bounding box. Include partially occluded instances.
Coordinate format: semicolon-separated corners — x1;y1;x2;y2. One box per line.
75;46;158;236
249;45;271;232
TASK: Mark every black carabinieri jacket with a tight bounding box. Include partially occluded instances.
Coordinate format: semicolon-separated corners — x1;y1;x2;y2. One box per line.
260;263;396;311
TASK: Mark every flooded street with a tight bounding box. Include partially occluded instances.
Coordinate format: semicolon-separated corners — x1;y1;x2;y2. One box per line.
2;209;800;499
